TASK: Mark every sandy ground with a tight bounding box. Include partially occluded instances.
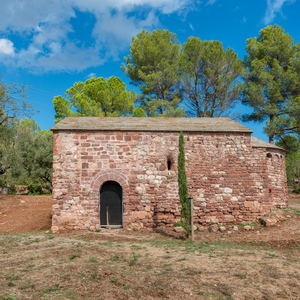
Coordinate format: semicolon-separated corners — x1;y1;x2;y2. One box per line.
0;195;299;299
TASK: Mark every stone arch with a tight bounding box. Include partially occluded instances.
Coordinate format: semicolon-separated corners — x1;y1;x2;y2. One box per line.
91;170;129;195
90;170;130;228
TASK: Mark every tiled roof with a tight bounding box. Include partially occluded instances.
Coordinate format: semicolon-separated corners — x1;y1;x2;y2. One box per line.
251;136;286;151
51;117;253;133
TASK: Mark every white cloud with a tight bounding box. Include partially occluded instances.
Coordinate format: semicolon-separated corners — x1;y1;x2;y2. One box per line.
73;0;192;15
87;72;96;78
0;39;15;55
206;0;217;5
264;0;296;24
92;10;159;59
189;23;194;30
0;0;192;72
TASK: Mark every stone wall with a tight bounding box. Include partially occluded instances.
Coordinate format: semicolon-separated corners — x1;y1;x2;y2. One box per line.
0;187;8;194
265;149;288;208
51;130;288;232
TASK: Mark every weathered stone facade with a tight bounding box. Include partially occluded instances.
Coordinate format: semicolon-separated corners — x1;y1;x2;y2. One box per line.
51;117;288;232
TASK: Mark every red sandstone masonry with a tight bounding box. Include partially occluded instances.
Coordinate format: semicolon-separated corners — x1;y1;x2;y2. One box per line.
51;131;288;232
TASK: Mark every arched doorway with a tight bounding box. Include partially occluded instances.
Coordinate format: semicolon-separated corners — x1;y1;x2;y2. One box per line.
100;181;123;227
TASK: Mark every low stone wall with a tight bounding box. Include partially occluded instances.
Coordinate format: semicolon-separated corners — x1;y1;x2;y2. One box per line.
0;187;8;194
15;185;29;195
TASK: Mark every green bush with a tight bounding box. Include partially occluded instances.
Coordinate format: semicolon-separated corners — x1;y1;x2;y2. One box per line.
28;184;42;195
292;189;300;194
8;187;16;195
0;180;6;187
173;221;182;227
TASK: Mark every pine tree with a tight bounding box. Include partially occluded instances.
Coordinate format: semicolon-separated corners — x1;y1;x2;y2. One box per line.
242;25;300;144
177;131;190;238
53;76;138;123
180;38;244;118
122;29;184;117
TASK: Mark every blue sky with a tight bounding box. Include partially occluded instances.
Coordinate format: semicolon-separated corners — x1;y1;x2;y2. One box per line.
0;0;299;141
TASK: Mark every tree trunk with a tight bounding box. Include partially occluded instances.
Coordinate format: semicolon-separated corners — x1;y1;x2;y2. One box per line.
269;115;275;144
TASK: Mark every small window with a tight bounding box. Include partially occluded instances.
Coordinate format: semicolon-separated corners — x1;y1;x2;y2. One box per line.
267;153;272;158
167;159;172;170
167;155;173;170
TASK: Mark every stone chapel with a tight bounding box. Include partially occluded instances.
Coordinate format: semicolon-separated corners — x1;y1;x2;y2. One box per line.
51;117;288;232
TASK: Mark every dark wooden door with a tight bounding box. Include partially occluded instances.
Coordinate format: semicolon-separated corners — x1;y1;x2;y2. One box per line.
100;181;122;226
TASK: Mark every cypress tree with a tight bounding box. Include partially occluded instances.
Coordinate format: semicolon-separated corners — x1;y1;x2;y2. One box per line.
177;131;191;238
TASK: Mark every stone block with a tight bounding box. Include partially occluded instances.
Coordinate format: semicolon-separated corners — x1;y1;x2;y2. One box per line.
219;226;226;232
260;217;277;227
224;215;235;222
244;201;253;208
243;225;251;231
174;226;185;233
210;224;219;232
224;187;233;194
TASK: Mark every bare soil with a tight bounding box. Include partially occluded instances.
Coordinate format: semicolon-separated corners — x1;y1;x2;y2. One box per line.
0;194;299;300
0;195;52;233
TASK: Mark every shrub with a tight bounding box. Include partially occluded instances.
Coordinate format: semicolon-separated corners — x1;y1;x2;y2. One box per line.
8;187;16;195
28;184;42;195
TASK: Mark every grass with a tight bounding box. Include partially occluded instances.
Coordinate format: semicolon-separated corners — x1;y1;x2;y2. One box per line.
0;229;299;299
123;283;130;290
282;208;300;217
177;257;187;261
239;222;259;227
0;294;18;300
88;257;97;263
111;255;120;262
6;275;20;281
70;254;81;260
130;244;146;250
234;272;247;279
98;241;113;246
129;251;140;266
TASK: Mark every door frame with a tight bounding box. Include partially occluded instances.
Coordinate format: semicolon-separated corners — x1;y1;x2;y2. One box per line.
100;181;123;228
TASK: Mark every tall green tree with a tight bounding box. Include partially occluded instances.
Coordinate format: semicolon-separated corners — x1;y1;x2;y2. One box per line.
53;76;138;123
0;77;34;126
177;131;190;238
180;38;244;118
122;29;184;117
0;120;14;175
3;119;53;192
31;130;53;191
242;25;300;144
276;135;300;188
0;78;35;175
